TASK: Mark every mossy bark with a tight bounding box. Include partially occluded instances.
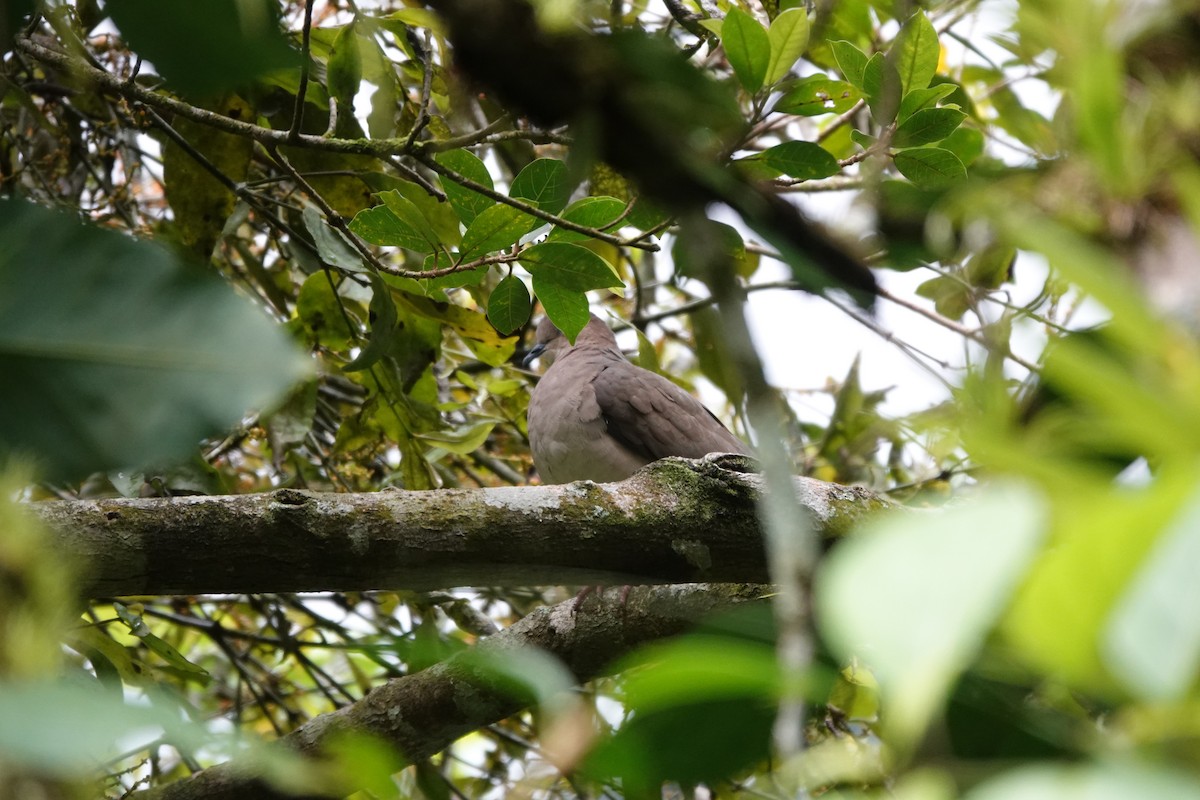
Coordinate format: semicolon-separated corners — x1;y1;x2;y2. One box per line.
32;456;893;597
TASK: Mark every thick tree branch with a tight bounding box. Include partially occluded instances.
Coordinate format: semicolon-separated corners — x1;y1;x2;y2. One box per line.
133;583;769;800
34;458;889;598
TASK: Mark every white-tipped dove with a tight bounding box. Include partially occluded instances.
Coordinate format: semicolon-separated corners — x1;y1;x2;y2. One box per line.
524;315;751;484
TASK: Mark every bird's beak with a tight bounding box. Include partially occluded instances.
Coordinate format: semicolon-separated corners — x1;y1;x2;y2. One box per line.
520;343;546;368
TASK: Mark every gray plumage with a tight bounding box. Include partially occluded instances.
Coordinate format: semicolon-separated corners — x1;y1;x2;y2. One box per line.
525;315;750;484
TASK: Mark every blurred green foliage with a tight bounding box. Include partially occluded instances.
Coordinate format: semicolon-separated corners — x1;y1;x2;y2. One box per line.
3;0;1200;797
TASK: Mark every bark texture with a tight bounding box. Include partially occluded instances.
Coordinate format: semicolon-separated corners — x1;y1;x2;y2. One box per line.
34;457;889;597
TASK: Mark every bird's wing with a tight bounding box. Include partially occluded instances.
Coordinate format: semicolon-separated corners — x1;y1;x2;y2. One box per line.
590;361;749;463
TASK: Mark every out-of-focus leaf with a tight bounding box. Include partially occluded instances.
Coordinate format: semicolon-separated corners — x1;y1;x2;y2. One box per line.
1104;483;1200;701
693;306;744;403
672;220;754;280
990;86;1058;154
765;8;809;86
327;20;363;106
722;7;771;93
519;242;624;291
509;158;572;215
830;39;870;89
999;463;1200;694
106;0;300;95
436;149;495;226
774;76;862;116
323;733;406;800
894;147;966;188
964;762;1200;800
296;271;358;351
303;204;366;272
487;274;532;335
344;273;400;372
941;126;985;166
2;0;35;54
459;204;536;260
916;245;1015;320
632;325;661;373
760;140;841;179
0;199;311;481
266;380;318;455
0;681;212;775
817;483;1046;742
585;634;779;794
892;10;940;93
892;107;966;147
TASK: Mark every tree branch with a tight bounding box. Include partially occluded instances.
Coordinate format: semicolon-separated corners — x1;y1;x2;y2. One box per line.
34;458;889;598
132;583;769;800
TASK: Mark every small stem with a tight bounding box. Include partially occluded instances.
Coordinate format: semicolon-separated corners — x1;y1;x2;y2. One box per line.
288;0;315;142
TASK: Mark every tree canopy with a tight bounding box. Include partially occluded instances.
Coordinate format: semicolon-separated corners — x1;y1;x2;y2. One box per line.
4;0;1200;798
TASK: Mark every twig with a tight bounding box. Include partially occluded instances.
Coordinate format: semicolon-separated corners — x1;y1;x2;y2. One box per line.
876;284;1039;372
415;152;661;252
268;146;500;280
287;0;316;142
403;29;436;151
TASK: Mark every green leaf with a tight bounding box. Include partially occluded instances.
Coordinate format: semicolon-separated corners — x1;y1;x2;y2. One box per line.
396;293;516;367
764;8;809;86
302;204;366;272
817;483;1046;742
892;107;966;147
830;39;869;89
416;421;497;455
509;158;572;215
774;76;862;116
672;222;751;284
519;242;624;292
0;199;311;481
486;274;532;335
530;278;590;344
348;190;439;254
458;204;536;261
547;196;628;243
897;83;957;121
894;147;966;188
761;140;840;180
344;273;399;372
106;0;300;95
435;149;495;226
722;7;771;93
327;20;363;105
892;10;940;93
863;51;902;123
362;175;463;247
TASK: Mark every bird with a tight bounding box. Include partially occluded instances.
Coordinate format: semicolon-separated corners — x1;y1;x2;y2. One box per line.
523;314;751;484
